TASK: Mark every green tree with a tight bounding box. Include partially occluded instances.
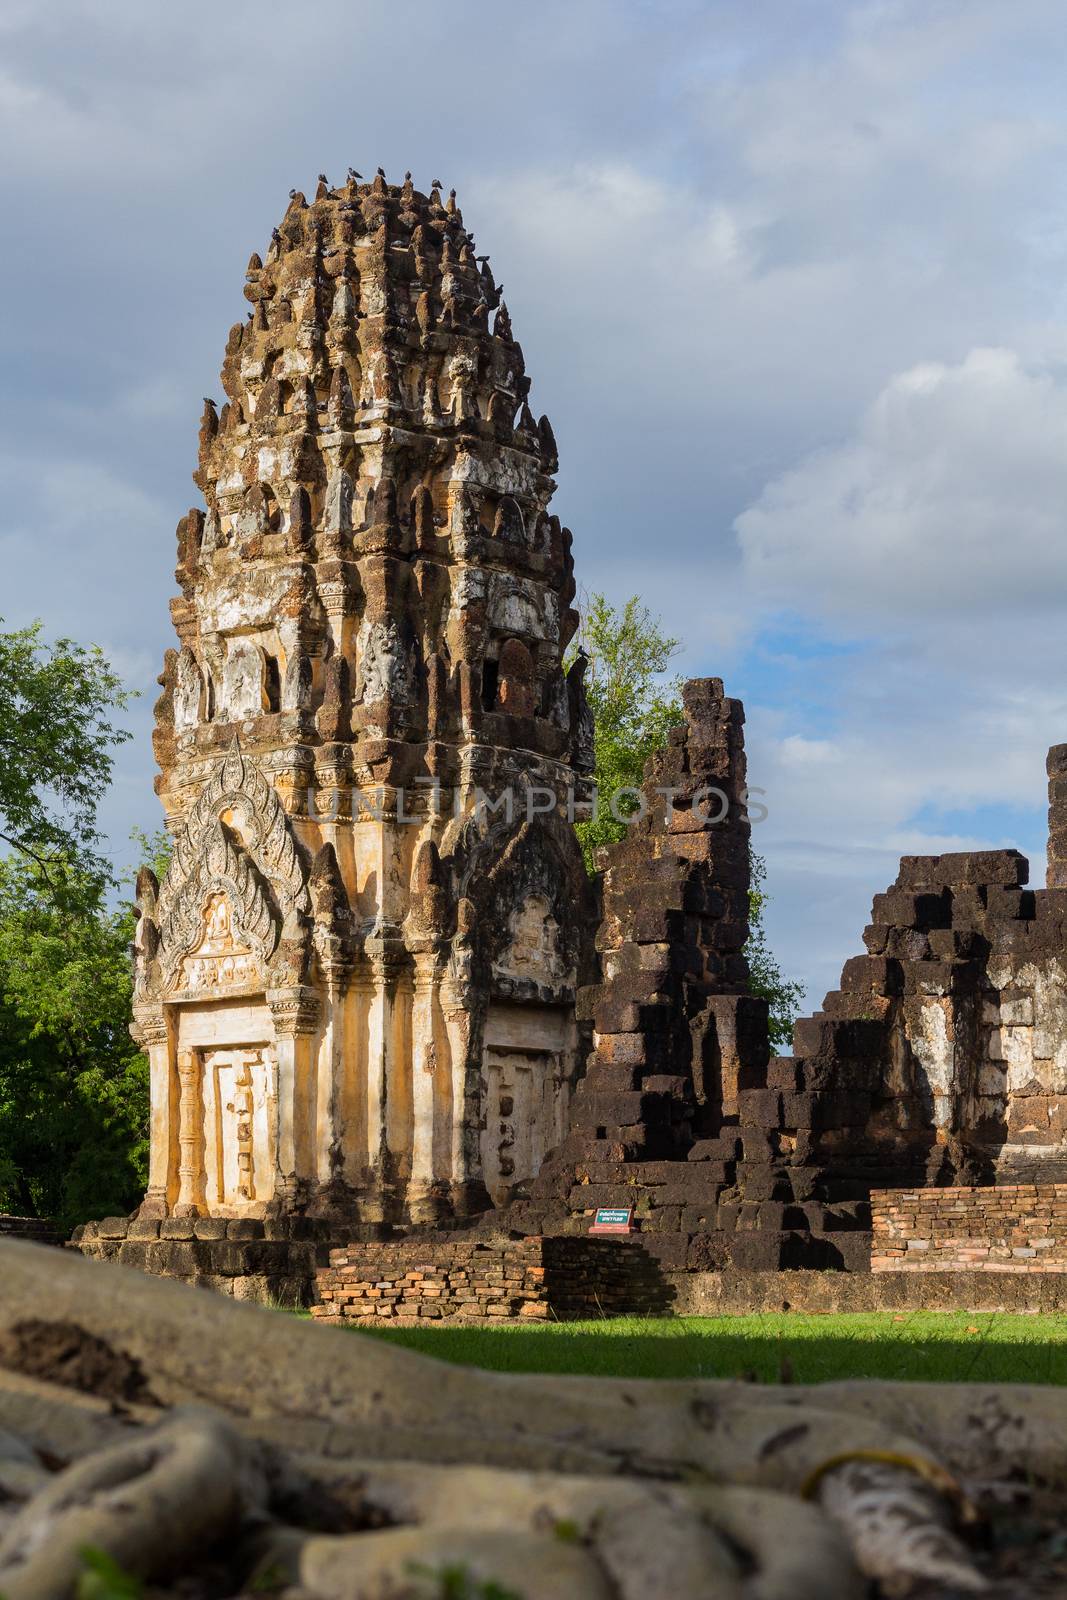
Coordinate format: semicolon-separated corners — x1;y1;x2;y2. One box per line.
569;592;803;1050
568;592;685;866
746;850;806;1051
0;856;150;1229
0;618;147;1229
0;619;132;887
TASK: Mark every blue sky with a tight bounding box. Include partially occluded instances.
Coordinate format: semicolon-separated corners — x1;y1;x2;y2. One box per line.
3;0;1067;1013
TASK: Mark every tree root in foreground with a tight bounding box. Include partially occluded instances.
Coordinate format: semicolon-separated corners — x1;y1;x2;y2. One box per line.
0;1241;1063;1597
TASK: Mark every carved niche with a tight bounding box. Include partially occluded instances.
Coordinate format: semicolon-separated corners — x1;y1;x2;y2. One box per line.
222;640;267;720
495;894;568;986
138;738;309;1000
356;617;415;705
173;648;203;731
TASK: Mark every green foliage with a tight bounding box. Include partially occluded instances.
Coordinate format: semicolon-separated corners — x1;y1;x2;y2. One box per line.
0;854;149;1230
566;592;685;869
247;1560;290;1594
0;619;151;1230
0;618;132;887
746;852;806;1051
410;1563;524;1600
130;826;173;884
76;1546;143;1600
567;592;803;1048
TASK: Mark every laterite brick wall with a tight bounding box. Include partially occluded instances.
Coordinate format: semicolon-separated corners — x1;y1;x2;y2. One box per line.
312;1236;674;1323
0;1215;60;1246
871;1184;1067;1271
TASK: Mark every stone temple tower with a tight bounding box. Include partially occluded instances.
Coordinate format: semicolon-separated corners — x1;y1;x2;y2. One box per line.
132;172;594;1231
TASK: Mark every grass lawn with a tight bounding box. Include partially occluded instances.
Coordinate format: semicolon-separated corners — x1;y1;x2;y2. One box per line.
347;1311;1067;1385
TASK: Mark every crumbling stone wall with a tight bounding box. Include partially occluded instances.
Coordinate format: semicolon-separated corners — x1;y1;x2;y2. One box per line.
482;678;781;1269
872;1184;1067;1272
735;838;1067;1204
0;1216;59;1247
467;697;1067;1277
312;1236;671;1322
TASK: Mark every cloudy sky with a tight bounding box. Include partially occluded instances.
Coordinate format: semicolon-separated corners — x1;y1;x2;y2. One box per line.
4;0;1067;1014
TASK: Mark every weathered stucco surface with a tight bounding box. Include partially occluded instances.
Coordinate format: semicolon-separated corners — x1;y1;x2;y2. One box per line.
130;174;594;1230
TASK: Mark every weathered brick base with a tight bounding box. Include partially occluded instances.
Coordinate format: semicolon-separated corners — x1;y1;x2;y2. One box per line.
0;1215;60;1247
670;1267;1067;1314
72;1216;342;1304
312;1236;675;1323
872;1183;1067;1271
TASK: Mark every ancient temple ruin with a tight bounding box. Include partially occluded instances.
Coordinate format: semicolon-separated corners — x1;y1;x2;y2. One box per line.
76;171;1067;1307
130;173;593;1230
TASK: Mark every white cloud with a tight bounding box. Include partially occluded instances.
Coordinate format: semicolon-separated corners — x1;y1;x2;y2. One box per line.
6;0;1067;1008
737;348;1067;623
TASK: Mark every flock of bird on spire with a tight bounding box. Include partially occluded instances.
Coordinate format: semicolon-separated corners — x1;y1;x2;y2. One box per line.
200;166;521;429
249;169;502;307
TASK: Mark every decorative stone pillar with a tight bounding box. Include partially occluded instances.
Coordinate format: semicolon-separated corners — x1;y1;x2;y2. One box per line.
134;1008;173;1219
1048;744;1067;889
234;1054;257;1202
174;1048;205;1217
408;952;445;1222
361;948;410;1224
312;955;353;1197
440;972;489;1216
267;986;322;1209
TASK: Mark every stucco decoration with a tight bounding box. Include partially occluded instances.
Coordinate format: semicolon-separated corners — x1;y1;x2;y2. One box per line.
223;640;266;720
356;618;415;706
173;648;203;731
160;822;278;994
143;738;308;998
496;894;567;985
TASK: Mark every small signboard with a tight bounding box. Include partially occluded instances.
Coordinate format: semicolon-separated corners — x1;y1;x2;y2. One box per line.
590;1205;635;1234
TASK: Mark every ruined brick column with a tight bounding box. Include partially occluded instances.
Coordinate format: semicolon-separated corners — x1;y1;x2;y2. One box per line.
1047;743;1067;889
500;678;771;1269
128;172;595;1233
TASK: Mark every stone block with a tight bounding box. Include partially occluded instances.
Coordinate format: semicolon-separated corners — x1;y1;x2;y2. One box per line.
127;1219;161;1240
728;1232;788;1271
688;1135;742;1162
841;954;902;996
742;1088;782;1127
985;887;1035;922
766;1057;802;1091
870;890;952;930
96;1217;130;1240
148;1241;201;1277
193;1218;228;1241
227;1219;262;1239
939;850;1028;888
631;1234;689;1269
611;1032;674;1073
116;1241;151;1269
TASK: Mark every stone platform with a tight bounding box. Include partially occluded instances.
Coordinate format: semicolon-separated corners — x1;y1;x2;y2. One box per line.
0;1215;61;1247
72;1218;1067;1318
72;1216;346;1304
313;1240;1067;1322
670;1265;1067;1315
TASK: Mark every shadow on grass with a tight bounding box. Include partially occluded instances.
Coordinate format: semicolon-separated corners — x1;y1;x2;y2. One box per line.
349;1312;1067;1386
